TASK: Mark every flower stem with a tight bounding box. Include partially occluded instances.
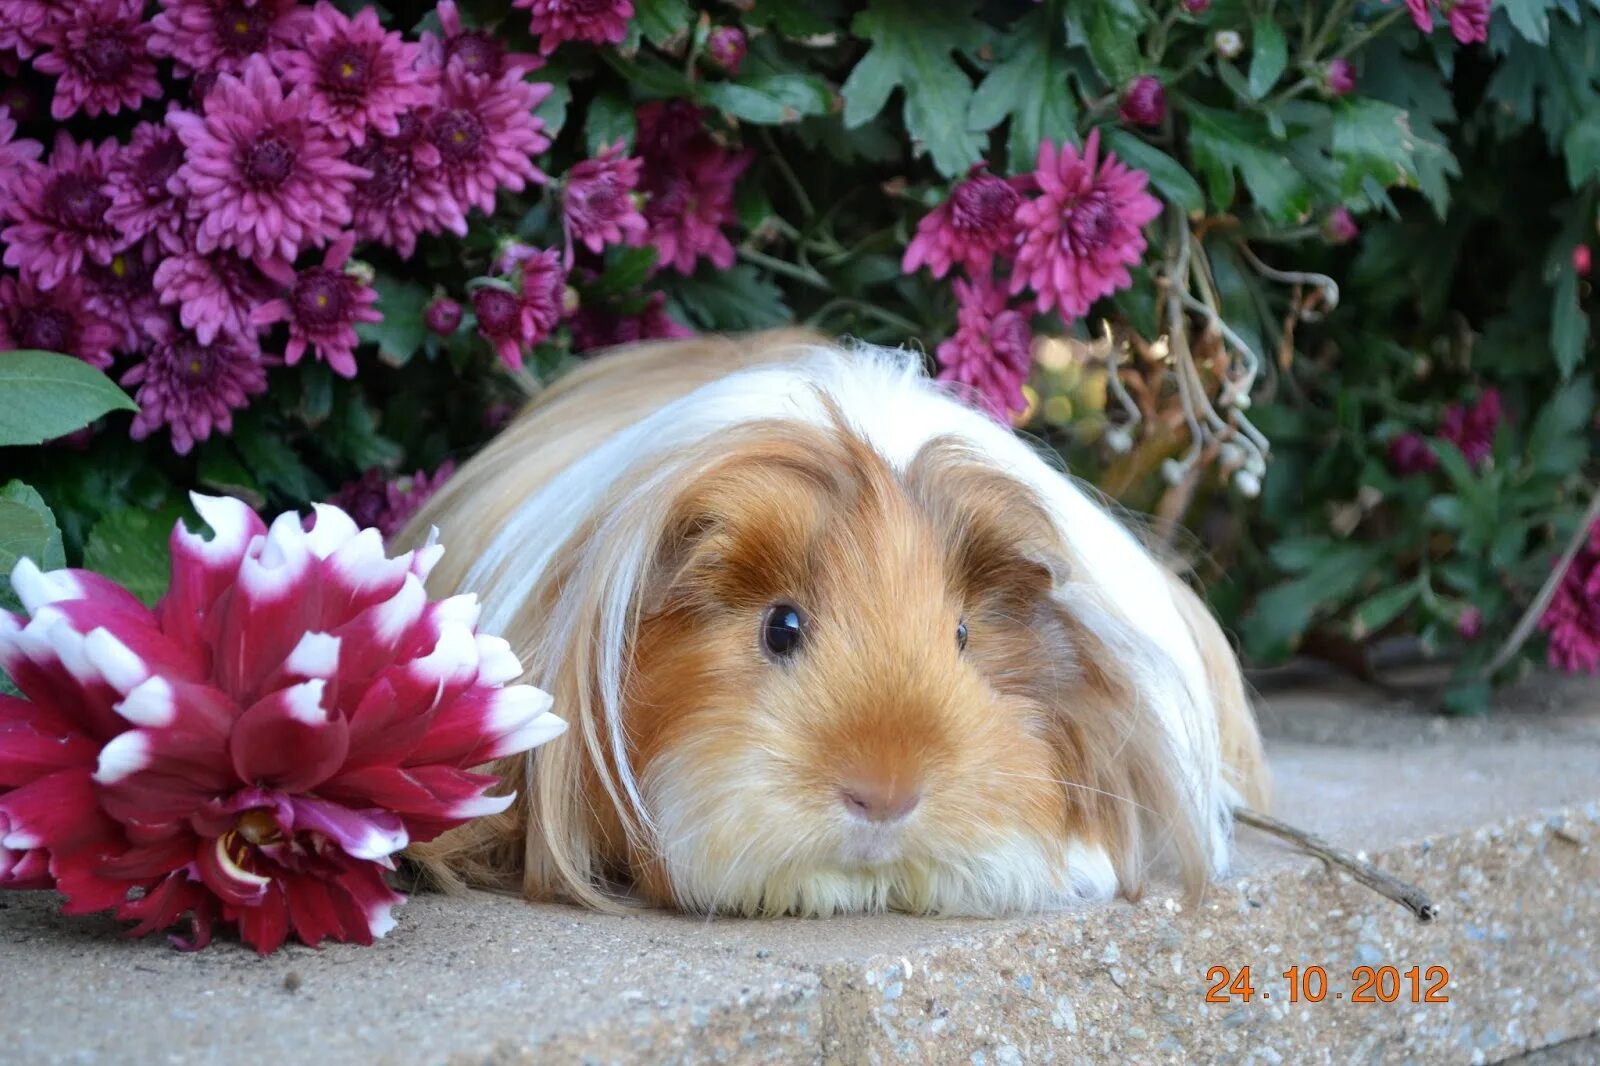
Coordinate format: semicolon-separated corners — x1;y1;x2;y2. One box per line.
737;246;832;291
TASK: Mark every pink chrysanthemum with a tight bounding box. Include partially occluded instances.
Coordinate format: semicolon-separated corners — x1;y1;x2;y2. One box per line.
564;142;646;257
1400;0;1433;32
0;495;565;952
473;246;566;368
32;0;161;120
84;245;164;354
705;26;746;74
1447;0;1488;44
638;111;751;275
148;0;307;77
348;114;467;258
935;276;1035;421
516;0;633;55
274;2;431;147
902;168;1025;280
1439;388;1502;469
0;273;119;368
1541;521;1600;674
1010;131;1162;319
0;107;43;215
0;0;70;60
1385;431;1437;477
330;462;457;538
121;318;267;454
251;235;381;379
1;133;121;290
425;66;552;218
106;122;189;255
569;291;691;354
420;1;541;83
154;247;279;347
170;56;367;265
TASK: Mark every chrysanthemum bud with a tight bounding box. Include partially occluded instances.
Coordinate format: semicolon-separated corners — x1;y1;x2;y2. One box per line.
1119;76;1167;127
425;297;464;336
1575;244;1593;277
1214;30;1243;59
1323;58;1356;97
706;26;747;74
1323;206;1359;245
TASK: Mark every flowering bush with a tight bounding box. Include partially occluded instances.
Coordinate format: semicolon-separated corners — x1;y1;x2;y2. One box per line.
0;493;564;951
0;0;1595;713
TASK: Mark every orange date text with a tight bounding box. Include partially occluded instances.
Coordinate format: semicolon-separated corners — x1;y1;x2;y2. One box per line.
1204;965;1450;1004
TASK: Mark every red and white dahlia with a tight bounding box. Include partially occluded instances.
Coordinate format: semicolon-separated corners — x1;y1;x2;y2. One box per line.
0;495;564;953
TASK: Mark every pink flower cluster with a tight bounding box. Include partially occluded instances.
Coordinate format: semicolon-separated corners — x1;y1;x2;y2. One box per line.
0;0;561;454
0;494;565;952
1541;519;1600;674
903;132;1162;419
1387;388;1503;476
1400;0;1490;45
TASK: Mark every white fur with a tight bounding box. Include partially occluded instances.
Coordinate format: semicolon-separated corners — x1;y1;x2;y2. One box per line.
464;342;1231;898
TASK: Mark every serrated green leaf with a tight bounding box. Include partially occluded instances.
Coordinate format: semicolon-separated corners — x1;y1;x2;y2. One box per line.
634;0;692;46
1526;376;1595;477
1239;542;1387;661
585;89;637;153
668;264;790;330
841;0;985;177
1501;0;1560;44
1551;268;1589;379
1185;105;1313;221
195;446;266;510
1247;16;1287;99
969;11;1076;173
1103;130;1203;216
591;245;661;297
1331;98;1417;197
1349;582;1419;639
0;350;138;446
82;507;179;607
357;275;431;368
232;420;326;502
1563;111;1600;188
701;73;831;125
746;0;840;37
1265;535;1337;574
0;482;66;609
1083;1;1146;87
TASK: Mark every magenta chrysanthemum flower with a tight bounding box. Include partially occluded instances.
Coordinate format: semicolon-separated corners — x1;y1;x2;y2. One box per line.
424;295;463;336
637;107;750;275
1010;132;1161;319
1118;76;1166;127
121;318;267;453
1439;388;1502;469
0;273;119;368
1447;0;1488;44
0;495;565;952
1324;58;1357;97
154;247;279;347
330;462;457;537
1386;431;1437;477
425;66;551;218
569;291;691;353
1540;521;1600;674
473;246;566;368
84;245;164;354
148;0;308;77
0;107;43;215
516;0;633;55
935;276;1035;420
420;1;540;83
274;2;431;146
0;0;69;60
32;0;161;120
348;114;467;258
564;142;646;257
106;122;189;255
1400;0;1433;33
170;56;367;265
902;168;1025;280
251;235;381;379
706;26;746;74
1;133;121;291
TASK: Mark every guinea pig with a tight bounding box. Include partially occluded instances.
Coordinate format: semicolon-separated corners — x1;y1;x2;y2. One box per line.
397;329;1268;917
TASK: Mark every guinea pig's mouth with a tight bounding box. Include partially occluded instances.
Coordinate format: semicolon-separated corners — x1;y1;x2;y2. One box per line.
836;818;911;867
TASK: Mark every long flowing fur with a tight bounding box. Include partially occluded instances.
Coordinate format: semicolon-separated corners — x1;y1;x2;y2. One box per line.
397;330;1269;912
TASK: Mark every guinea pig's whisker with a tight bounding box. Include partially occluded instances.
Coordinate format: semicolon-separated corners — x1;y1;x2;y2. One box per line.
986;770;1156;816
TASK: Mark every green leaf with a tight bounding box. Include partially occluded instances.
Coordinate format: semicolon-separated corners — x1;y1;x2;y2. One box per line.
1330;98;1417;197
196;446;266;510
1239;542;1387;660
1265;535;1337;574
634;0;692;46
1551;268;1589;379
82;507;178;607
585;88;637;153
0;482;66;609
1103;130;1203;216
1082;1;1146;87
232;420;326;502
358;275;431;367
1349;582;1419;640
534;61;573;140
591;245;661;297
1247;16;1287;99
323;392;403;471
668;264;790;330
969;11;1076;173
746;0;840;37
0;350;138;446
1501;0;1560;44
841;0;985;177
701;73;832;125
1185;105;1313;221
1526;376;1595;477
1561;111;1600;186
1441;680;1492;715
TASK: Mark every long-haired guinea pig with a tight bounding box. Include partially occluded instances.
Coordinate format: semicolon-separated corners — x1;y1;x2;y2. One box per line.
396;329;1269;917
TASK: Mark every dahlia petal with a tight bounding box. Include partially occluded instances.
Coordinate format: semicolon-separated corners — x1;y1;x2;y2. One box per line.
229;679;350;792
341;677;431;767
94;730;151;785
303;504;361;559
234;883;292;954
473;635;524;686
0;698;98;785
289;796;408;860
418;684;561;766
196;834;272;907
281;632;341;680
81;628;152;694
0;769;104;851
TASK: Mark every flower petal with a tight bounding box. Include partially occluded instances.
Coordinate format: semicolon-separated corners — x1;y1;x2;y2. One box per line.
229;679;350;792
290;796;408;860
195;833;272;907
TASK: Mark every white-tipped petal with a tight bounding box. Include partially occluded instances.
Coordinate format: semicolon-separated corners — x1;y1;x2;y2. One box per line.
283;679;330;725
115;676;176;727
283;632;341;679
304;504;361;559
450;791;516;819
10;559;82;614
186;493;258;560
373;574;427;643
414;620;478;681
83;628;149;694
432;593;480;628
489;686;565;756
473;635;523;686
94;731;151;784
411;535;445;581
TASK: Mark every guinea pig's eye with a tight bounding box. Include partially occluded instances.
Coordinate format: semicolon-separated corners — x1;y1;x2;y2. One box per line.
956;619;968;652
762;604;806;659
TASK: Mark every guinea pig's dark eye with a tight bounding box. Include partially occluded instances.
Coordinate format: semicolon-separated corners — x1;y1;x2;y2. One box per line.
762;604;806;659
956;619;968;652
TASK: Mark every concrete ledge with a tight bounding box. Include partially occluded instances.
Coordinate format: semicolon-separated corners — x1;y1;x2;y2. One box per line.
5;676;1599;1064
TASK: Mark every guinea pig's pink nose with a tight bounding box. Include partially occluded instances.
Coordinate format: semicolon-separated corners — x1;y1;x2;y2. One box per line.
838;775;922;823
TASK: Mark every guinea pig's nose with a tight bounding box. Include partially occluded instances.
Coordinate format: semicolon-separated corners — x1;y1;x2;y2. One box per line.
838;775;922;823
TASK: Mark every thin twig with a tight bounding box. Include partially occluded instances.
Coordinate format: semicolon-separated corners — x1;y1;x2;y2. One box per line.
1480;484;1600;679
1233;806;1438;924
